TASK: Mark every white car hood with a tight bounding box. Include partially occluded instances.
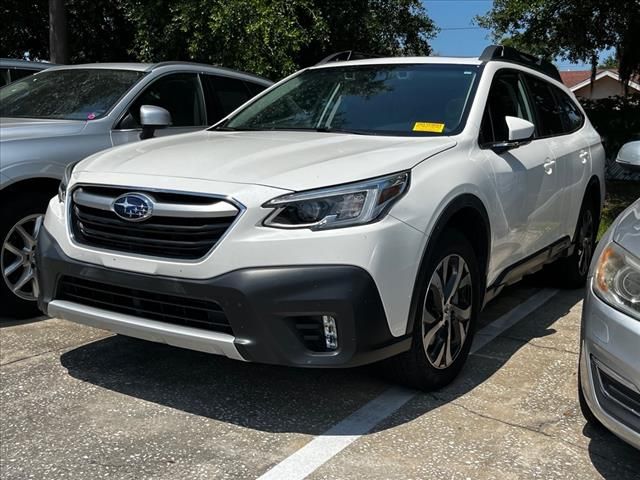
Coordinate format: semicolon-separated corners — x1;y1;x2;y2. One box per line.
0;117;87;142
78;130;456;191
613;198;640;255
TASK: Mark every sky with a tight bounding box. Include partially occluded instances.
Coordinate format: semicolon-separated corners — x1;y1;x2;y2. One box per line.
422;0;612;71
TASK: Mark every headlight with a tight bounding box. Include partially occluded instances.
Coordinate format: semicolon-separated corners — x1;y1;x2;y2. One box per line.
263;172;410;230
593;242;640;320
58;161;80;203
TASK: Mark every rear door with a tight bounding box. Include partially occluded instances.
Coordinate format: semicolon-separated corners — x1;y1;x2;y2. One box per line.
200;74;264;125
530;78;590;238
480;69;562;271
111;72;207;145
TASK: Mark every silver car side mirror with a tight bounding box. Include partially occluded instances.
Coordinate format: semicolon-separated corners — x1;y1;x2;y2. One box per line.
616;141;640;172
140;105;171;140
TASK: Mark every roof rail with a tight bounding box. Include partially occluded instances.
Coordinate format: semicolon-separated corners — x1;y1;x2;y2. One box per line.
315;51;380;66
479;45;562;83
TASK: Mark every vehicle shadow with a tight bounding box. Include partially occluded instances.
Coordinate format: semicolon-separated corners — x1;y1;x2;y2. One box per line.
59;283;639;476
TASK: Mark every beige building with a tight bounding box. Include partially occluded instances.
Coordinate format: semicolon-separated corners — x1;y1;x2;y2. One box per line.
560;69;640;100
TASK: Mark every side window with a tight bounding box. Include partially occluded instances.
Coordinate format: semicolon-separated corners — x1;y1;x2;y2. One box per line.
555;89;584;133
480;70;534;144
244;81;268;97
525;75;564;137
119;73;205;129
11;69;37;82
201;75;252;124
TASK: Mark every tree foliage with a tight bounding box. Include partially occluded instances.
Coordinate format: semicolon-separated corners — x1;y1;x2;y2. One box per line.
0;0;436;79
476;0;640;85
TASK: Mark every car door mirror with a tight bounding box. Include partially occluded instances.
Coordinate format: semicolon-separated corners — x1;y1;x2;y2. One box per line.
487;116;535;154
139;105;171;140
616;141;640;171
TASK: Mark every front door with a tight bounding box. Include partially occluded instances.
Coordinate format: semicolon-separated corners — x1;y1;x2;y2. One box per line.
111;72;207;146
479;69;563;276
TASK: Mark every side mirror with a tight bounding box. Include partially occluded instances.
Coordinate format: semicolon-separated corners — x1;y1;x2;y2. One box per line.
487;116;535;154
139;105;171;140
616;141;640;172
506;116;535;142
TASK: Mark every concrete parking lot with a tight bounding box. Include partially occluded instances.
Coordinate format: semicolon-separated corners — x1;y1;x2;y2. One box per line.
1;279;638;480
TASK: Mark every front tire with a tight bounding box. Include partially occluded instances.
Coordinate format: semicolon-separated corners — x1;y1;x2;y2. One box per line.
385;229;480;391
1;191;52;318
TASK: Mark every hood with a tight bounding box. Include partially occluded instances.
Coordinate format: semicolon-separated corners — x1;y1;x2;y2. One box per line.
0;117;87;142
613;198;640;255
78;130;456;191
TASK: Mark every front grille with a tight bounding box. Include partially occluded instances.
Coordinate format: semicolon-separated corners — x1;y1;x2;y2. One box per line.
57;276;232;334
70;186;239;260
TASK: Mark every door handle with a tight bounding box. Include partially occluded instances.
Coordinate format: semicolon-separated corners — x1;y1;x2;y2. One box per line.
579;150;589;164
543;159;556;175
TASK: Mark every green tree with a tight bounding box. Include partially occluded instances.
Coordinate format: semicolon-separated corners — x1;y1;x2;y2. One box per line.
0;0;134;63
476;0;640;86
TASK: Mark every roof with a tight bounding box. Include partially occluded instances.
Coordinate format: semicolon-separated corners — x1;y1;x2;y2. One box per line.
560;69;640;91
0;58;56;70
42;61;271;85
310;56;483;69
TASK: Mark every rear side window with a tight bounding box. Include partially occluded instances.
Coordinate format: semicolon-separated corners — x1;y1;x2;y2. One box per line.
201;75;253;124
11;68;37;82
525;75;564;137
244;81;268;97
555;89;584;133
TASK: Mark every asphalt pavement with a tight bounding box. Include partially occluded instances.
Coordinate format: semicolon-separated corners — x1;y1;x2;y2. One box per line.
1;279;638;479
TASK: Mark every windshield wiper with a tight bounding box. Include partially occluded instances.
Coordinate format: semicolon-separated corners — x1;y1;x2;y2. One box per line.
315;126;370;135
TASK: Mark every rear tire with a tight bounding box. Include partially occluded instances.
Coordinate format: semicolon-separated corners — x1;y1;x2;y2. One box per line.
552;198;598;288
1;191;52;319
384;229;480;391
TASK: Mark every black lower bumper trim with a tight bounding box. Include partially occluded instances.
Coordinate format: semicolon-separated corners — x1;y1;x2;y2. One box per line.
37;227;410;367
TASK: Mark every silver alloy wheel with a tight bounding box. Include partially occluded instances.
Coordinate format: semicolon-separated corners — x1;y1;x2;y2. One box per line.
1;214;43;301
422;254;473;369
577;209;594;276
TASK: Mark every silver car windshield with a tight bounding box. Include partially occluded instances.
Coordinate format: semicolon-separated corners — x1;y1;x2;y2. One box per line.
222;64;480;136
0;69;144;120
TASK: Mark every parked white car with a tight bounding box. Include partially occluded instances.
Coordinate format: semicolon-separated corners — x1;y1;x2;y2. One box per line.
36;46;605;390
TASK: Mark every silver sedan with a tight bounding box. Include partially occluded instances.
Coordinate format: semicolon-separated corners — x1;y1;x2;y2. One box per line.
0;62;271;316
579;194;640;450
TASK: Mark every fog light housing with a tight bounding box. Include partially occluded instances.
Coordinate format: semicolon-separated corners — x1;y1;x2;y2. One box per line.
322;315;338;350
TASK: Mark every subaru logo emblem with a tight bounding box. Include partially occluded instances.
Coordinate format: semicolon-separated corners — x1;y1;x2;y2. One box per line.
112;193;153;222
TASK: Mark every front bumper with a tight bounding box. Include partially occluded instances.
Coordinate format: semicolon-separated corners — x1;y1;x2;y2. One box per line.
580;282;640;450
37;227;411;367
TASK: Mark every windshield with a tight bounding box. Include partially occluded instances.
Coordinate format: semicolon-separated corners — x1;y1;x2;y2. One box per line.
223;64;479;136
0;69;145;120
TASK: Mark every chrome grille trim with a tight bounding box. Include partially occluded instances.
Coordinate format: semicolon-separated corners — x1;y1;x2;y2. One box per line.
67;184;245;261
73;189;240;218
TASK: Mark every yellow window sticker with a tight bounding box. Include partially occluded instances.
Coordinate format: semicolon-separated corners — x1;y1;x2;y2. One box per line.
413;122;445;133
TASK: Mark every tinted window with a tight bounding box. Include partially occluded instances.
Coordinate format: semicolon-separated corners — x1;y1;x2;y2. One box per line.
526;75;564;137
121;73;205;128
201;75;252;123
11;68;37;82
244;81;267;97
0;69;144;120
480;70;534;144
555;89;584;133
224;64;479;136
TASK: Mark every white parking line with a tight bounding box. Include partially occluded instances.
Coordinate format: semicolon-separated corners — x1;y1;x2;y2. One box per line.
256;288;559;480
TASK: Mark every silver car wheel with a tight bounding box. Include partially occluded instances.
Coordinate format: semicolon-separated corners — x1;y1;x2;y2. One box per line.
422;254;473;370
1;213;43;301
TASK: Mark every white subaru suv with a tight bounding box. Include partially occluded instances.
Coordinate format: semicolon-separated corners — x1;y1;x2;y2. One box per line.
37;46;605;390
